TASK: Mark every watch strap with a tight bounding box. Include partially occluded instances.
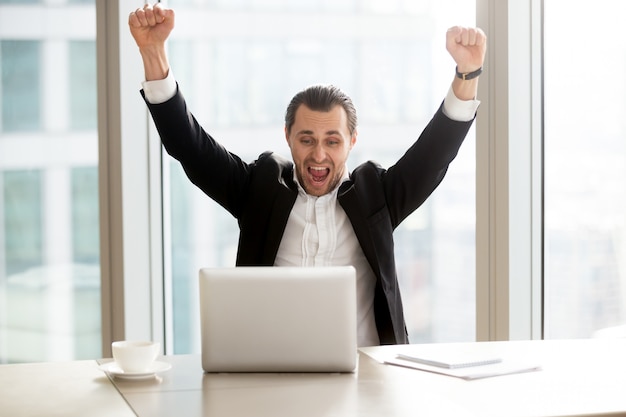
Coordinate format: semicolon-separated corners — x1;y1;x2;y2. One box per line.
455;66;483;80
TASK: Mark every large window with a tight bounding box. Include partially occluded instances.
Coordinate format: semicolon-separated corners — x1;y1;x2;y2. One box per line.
11;0;619;362
162;0;477;352
544;0;626;338
0;1;99;363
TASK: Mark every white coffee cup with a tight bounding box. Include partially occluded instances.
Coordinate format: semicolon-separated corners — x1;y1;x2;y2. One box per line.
112;340;160;373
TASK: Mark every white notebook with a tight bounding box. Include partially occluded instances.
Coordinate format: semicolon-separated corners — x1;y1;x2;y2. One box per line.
394;353;502;369
385;354;541;380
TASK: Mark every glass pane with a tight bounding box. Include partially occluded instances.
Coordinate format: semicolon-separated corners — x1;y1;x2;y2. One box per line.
1;41;40;132
0;1;100;363
69;41;97;131
544;0;626;338
3;171;44;276
164;0;477;352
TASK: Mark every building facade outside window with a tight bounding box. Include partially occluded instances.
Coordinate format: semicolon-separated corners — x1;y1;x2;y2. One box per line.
0;0;99;363
543;0;626;338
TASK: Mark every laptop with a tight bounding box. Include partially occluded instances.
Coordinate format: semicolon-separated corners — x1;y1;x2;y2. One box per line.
198;266;357;373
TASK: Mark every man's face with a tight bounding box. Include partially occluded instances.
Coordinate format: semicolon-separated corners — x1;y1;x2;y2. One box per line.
285;104;357;197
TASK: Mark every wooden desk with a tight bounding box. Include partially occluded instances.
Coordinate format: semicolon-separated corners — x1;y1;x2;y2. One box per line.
0;360;135;417
2;339;626;417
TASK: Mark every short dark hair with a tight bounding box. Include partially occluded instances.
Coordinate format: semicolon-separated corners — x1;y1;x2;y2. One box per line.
284;85;357;136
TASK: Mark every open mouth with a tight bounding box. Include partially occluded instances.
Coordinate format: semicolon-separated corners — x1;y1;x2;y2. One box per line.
308;167;330;183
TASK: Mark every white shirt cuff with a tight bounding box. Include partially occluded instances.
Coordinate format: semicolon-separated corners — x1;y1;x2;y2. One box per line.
142;70;177;104
442;85;480;122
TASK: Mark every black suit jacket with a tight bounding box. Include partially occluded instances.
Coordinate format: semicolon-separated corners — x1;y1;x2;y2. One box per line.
143;86;474;345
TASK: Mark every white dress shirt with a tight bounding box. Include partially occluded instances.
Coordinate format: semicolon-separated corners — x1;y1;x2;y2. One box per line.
143;71;480;346
273;170;381;346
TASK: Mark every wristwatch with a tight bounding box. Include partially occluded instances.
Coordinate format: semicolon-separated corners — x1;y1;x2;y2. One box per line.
455;66;483;80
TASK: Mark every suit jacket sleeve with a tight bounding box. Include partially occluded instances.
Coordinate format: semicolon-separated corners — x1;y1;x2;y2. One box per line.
141;85;252;219
383;102;474;228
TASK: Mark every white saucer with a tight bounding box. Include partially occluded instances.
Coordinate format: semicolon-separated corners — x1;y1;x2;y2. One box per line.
99;361;172;380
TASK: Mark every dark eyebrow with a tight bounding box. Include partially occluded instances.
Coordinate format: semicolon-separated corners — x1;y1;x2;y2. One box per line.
296;130;314;136
296;129;342;136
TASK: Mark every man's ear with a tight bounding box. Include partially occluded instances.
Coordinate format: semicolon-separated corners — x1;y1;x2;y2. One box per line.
350;129;358;150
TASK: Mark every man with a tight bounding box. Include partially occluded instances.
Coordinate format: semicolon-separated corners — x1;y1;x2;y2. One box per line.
129;3;486;347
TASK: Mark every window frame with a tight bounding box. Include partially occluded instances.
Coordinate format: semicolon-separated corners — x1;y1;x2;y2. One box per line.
475;0;544;341
97;0;165;357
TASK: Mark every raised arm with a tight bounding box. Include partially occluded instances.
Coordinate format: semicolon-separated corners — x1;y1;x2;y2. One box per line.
128;3;175;81
446;26;487;101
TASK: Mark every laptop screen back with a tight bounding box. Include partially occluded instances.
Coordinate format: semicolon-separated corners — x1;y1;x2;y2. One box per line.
198;266;357;373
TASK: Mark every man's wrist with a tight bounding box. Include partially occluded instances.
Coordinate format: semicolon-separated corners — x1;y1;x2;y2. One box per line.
139;44;170;81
